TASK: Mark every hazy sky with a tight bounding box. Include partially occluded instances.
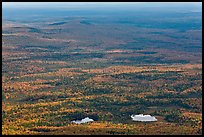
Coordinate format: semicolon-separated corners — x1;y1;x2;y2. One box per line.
3;2;202;9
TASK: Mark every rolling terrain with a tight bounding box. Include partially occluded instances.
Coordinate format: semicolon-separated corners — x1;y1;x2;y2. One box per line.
2;3;202;135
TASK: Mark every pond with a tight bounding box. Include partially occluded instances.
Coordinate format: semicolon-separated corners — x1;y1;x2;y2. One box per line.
131;114;157;122
71;117;94;124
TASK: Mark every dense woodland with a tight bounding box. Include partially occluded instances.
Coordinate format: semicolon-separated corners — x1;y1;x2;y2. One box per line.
2;3;202;135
